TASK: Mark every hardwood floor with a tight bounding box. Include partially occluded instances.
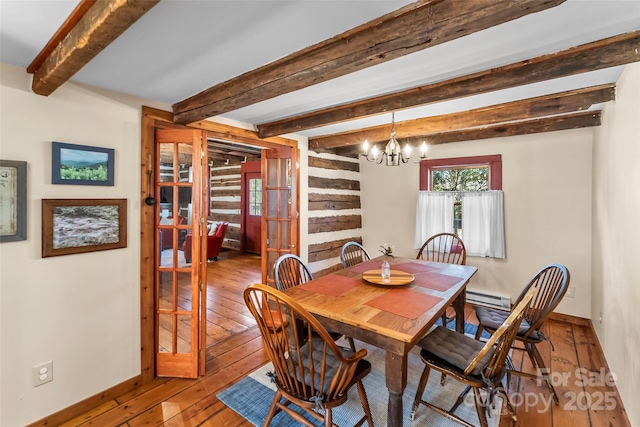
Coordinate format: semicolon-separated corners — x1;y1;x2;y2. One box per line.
59;253;629;427
202;250;261;348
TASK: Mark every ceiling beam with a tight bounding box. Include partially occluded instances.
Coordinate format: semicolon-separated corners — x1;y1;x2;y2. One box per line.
172;0;565;125
336;110;601;156
27;0;97;74
30;0;160;96
309;84;615;149
259;30;640;137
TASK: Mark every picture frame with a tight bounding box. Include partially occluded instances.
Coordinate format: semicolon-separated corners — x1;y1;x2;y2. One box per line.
42;199;127;257
52;142;115;186
0;160;27;242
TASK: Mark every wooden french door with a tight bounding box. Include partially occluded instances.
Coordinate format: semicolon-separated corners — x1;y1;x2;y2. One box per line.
262;147;299;286
154;128;207;378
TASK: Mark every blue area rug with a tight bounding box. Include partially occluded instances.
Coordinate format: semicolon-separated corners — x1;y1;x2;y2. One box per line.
218;322;499;427
436;318;492;339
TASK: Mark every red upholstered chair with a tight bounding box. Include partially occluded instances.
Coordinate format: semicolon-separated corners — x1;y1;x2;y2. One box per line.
183;222;228;263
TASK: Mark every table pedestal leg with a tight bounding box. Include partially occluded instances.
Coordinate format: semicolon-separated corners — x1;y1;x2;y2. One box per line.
453;290;466;333
386;351;407;427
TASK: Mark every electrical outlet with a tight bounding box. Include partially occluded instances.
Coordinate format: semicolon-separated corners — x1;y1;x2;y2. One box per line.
32;361;53;387
565;287;575;298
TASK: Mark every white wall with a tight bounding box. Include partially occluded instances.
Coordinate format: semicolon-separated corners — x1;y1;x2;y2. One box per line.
0;62;163;425
592;63;640;427
360;128;593;318
295;134;310;264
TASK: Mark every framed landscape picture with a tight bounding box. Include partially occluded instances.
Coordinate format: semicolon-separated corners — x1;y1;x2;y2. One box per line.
0;160;27;242
42;199;127;257
52;142;114;186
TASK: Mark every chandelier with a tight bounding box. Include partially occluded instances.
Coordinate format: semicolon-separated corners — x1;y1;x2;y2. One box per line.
360;112;428;165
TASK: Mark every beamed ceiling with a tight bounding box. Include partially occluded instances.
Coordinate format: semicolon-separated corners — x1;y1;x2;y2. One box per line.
1;0;639;154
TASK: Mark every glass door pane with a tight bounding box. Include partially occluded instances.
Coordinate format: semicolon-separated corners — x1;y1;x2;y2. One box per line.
154;129;204;378
262;148;297;286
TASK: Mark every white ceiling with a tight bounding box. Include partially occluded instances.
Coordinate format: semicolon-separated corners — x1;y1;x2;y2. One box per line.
1;0;639;138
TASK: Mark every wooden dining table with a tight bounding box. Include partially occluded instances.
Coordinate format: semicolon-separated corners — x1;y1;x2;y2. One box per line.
284;256;477;427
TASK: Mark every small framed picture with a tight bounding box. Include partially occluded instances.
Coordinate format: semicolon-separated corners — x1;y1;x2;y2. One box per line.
0;160;27;242
52;142;114;186
42;199;127;257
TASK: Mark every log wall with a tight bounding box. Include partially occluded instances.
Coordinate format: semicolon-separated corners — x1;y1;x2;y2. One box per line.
209;165;241;250
307;151;363;277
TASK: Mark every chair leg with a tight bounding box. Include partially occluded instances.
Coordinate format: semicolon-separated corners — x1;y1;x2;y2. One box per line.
472;387;490;427
356;380;374;427
524;342;539;369
475;324;483;340
529;342;560;404
411;364;431;421
497;386;517;422
263;390;281;427
505;354;515;393
323;408;332;427
450;385;472;413
347;337;357;352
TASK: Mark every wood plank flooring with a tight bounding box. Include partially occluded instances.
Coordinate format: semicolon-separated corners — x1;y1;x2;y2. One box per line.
59;253;630;427
202;250;261;347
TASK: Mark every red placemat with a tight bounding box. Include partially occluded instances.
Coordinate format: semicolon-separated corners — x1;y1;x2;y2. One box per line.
393;262;438;274
348;260;382;274
414;272;462;292
365;289;443;320
298;275;361;297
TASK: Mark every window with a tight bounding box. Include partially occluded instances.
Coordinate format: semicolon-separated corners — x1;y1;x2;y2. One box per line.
249;178;262;216
420;155;502;237
416;155;505;258
432;166;489;236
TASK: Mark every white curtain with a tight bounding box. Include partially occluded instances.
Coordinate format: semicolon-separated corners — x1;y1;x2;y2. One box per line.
462;191;506;259
414;192;454;249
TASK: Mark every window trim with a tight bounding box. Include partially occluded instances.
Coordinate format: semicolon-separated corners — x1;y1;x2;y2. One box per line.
419;154;502;191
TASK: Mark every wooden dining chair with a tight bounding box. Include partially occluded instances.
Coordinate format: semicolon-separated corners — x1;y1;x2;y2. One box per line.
474;263;570;404
274;253;356;351
417;232;467;325
410;287;536;427
341;241;371;268
274;254;314;291
244;284;375;427
416;232;467;265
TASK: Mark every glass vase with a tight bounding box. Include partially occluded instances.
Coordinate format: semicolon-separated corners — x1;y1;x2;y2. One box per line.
381;258;391;280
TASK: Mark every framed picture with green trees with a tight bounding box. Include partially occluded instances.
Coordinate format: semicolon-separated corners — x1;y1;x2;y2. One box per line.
52;142;114;186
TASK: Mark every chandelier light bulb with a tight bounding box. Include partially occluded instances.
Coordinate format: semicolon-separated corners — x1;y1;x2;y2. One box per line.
363;140;369;153
371;145;379;159
404;144;411;156
421;141;428;156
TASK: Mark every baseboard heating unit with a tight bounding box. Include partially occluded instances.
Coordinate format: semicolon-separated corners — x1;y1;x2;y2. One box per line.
466;290;511;310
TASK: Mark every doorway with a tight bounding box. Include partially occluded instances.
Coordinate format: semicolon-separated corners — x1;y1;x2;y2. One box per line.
204;140;263;349
206;139;262;254
140;106;300;382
